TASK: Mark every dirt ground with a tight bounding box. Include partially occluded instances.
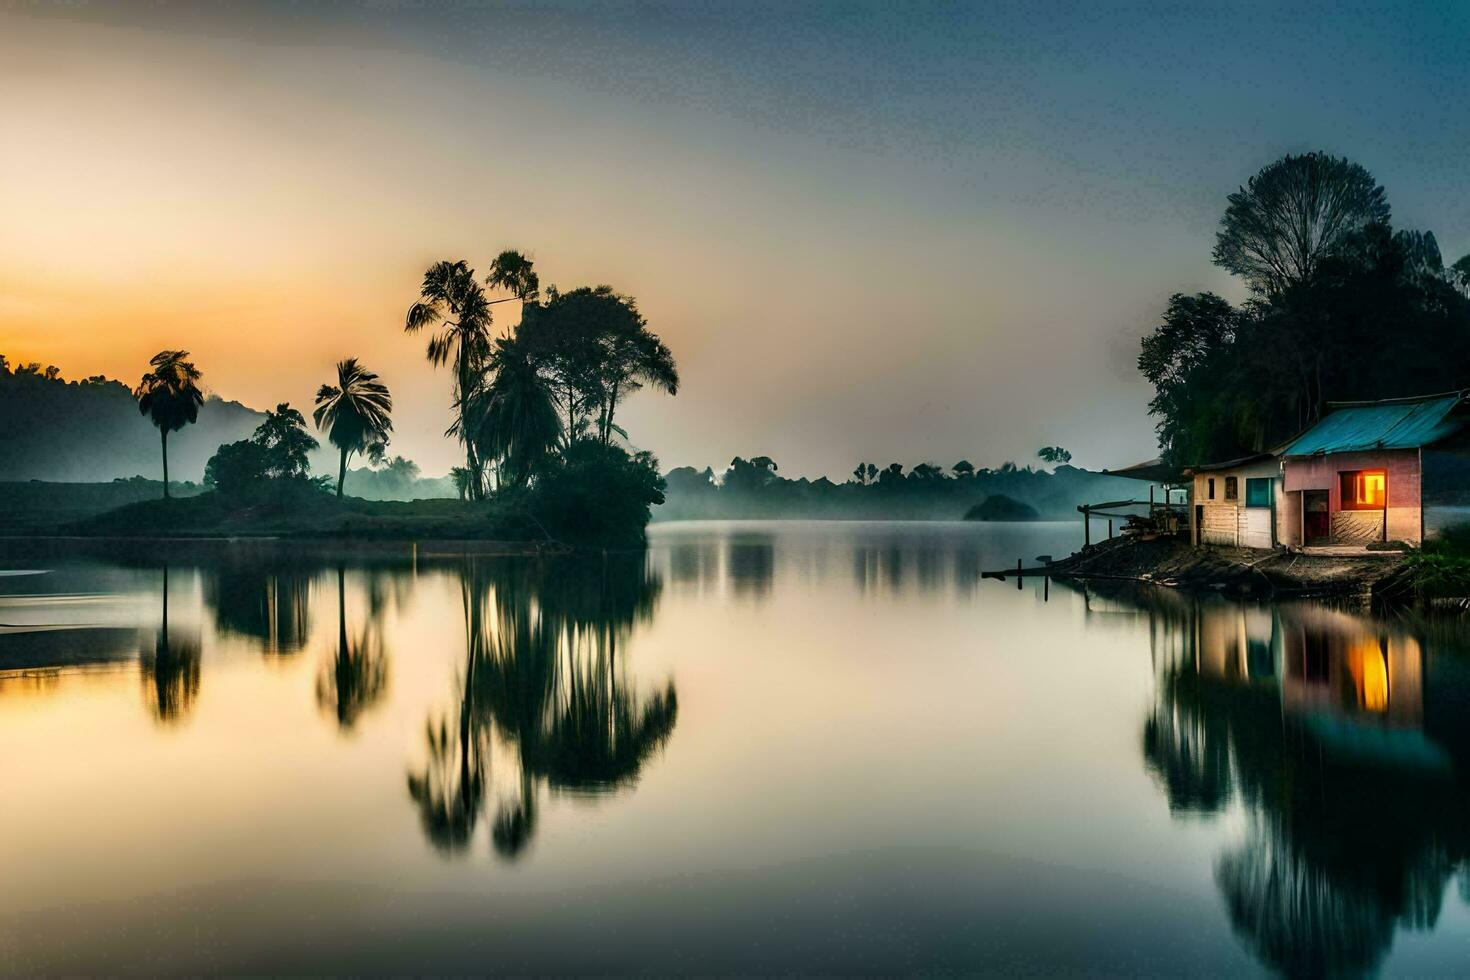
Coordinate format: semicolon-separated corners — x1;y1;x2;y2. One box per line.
1051;536;1405;599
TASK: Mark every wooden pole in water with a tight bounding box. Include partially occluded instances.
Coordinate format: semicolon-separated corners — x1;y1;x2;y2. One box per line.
1108;519;1113;540
1017;557;1023;590
1082;505;1090;548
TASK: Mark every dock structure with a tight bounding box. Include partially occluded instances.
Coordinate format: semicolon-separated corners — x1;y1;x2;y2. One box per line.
1078;457;1190;546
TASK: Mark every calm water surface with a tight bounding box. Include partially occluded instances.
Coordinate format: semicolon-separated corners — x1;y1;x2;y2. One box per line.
4;521;1470;975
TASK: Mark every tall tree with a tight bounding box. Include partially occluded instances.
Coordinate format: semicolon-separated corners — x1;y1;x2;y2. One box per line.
133;350;204;498
518;285;678;447
314;358;393;498
1213;152;1390;297
1138;293;1241;467
467;336;562;490
405;260;494;497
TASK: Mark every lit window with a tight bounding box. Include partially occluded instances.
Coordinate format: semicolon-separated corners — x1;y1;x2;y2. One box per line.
1340;470;1387;510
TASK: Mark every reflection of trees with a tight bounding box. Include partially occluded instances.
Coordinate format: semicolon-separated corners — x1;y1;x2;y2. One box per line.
1139;597;1470;975
203;562;313;656
726;537;774;598
316;566;389;732
408;554;675;859
141;565;201;725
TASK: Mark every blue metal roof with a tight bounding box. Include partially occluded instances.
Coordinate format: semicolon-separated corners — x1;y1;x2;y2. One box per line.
1282;393;1468;456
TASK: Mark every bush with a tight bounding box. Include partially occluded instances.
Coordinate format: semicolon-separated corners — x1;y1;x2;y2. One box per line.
204;440;274;495
524;440;666;548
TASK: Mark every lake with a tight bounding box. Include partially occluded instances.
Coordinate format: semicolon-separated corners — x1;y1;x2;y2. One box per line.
4;520;1470;975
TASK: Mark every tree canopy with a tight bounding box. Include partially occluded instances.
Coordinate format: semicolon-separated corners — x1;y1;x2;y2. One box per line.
1142;153;1470;467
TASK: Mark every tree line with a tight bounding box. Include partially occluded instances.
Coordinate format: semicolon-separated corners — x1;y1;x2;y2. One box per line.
659;447;1136;522
1140;152;1470;467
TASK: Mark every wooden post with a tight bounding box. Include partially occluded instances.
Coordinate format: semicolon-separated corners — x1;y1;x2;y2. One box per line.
1017;557;1023;591
1108;519;1114;540
1082;505;1090;548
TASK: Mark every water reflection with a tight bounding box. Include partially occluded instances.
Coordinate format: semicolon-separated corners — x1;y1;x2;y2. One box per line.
141;565;201;725
204;562;313;656
316;566;390;731
1132;589;1470;974
409;555;676;859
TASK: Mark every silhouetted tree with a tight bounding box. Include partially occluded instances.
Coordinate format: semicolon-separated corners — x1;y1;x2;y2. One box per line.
1036;446;1072;465
952;460;975;478
314;358;393;498
133;350;204;498
1214;152;1390;297
405;260;495;497
252;402;318;479
466;336;561;489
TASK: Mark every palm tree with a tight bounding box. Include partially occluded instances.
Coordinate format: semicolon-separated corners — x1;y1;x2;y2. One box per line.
313;358;393;498
405;260;494;498
485;249;540;303
598;327;678;446
468;336;561;489
133;350;204;498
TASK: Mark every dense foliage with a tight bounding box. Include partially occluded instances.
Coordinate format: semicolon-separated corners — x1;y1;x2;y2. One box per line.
1140;154;1470;467
518;441;667;548
204;402;322;495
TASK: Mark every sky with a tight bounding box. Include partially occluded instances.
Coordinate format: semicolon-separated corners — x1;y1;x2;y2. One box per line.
3;0;1469;478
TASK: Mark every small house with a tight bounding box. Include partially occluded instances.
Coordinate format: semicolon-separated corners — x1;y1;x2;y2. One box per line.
1280;392;1470;548
1187;453;1283;549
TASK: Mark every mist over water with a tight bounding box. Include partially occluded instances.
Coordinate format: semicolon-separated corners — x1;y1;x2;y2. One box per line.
4;522;1470;974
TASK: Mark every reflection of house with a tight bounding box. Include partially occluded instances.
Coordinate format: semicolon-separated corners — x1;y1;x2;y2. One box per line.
1187;454;1283;549
1280;392;1470;547
1277;608;1424;730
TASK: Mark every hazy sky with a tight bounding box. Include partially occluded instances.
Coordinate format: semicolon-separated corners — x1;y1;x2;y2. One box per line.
3;1;1468;477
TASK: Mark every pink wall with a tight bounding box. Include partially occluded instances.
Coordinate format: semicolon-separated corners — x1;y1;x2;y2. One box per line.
1283;449;1420;507
1282;449;1422;544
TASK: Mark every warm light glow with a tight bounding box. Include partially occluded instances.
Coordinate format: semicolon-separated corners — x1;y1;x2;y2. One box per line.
1348;638;1390;712
1344;470;1386;508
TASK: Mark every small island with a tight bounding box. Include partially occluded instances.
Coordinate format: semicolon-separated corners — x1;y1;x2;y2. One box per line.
964;494;1040;522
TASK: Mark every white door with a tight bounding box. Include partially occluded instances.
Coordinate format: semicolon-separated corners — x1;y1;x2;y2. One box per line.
1241;507;1272;549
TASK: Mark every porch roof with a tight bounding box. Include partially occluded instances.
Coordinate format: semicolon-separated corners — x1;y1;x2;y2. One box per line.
1281;392;1469;457
1101;457;1185;484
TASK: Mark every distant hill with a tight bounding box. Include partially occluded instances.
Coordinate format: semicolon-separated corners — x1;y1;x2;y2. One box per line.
0;359;275;482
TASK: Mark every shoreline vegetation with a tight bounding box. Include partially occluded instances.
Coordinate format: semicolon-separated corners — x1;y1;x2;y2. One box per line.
2;250;677;550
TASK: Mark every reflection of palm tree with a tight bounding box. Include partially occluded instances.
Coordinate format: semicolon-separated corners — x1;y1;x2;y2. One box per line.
316;566;389;731
406;712;487;855
141;565;201;724
408;555;675;859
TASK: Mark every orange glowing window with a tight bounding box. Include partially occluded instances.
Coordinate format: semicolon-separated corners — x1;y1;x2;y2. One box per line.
1340;470;1386;510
